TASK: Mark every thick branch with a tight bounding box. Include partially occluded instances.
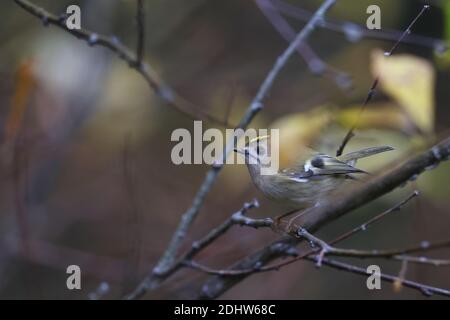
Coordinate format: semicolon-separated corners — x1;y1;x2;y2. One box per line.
272;0;445;50
199;136;450;298
255;0;352;90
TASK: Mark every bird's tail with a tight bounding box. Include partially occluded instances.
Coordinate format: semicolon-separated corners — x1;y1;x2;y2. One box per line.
338;146;394;163
338;146;394;164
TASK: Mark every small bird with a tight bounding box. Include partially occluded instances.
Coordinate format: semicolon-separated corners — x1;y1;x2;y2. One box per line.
235;135;394;212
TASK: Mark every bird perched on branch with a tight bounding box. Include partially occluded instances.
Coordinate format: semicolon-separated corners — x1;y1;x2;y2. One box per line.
235;135;394;215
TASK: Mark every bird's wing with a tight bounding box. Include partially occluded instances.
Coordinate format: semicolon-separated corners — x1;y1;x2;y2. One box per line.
307;155;367;175
284;154;366;178
280;167;314;181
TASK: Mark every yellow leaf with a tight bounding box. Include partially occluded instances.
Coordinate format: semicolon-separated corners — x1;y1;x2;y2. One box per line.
371;50;435;134
337;102;417;134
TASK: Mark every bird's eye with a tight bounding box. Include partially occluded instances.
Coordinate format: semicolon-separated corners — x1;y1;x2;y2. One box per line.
256;144;265;156
311;157;325;168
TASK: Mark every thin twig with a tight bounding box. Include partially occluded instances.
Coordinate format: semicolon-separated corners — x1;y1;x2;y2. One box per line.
13;0;226;125
297;227;450;267
88;282;110;300
317;257;450;297
330;191;419;244
255;0;352;90
335;5;430;157
393;258;409;292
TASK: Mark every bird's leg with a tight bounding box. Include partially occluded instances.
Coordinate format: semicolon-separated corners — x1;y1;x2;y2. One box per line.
286;205;317;232
272;208;301;232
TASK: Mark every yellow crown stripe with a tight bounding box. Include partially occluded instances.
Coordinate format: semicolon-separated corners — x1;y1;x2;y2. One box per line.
249;135;270;144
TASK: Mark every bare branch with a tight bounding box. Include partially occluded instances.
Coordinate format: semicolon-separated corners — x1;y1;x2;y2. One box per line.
393;258;408;292
184;260;262;276
297;227;450;267
13;0;226;125
231;212;273;229
184;199;261;261
317;257;450;297
198;136;450;298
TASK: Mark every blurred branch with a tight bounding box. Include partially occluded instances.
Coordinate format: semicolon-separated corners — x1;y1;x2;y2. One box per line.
187;255;450;298
13;0;226;125
394;255;450;267
88;282;110;300
272;0;446;50
126;0;338;300
336;5;430;156
255;0;352;90
198;136;450;298
317;257;450;297
121;135;142;294
7;61;36;258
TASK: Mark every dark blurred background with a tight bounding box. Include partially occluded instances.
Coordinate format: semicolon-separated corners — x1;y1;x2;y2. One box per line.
0;0;449;299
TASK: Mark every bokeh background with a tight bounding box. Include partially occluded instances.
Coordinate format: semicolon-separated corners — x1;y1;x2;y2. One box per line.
0;0;449;299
